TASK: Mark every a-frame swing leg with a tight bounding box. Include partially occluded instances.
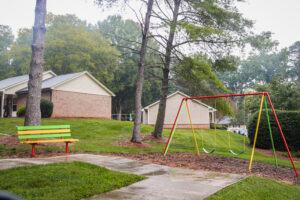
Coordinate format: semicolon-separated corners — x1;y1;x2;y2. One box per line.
163;100;186;156
266;93;299;177
249;94;265;171
264;97;278;168
186;100;200;155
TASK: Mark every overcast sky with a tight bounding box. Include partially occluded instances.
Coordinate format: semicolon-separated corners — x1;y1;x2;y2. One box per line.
0;0;299;49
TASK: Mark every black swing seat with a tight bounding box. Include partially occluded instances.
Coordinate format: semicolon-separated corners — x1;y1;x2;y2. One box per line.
202;147;216;154
229;149;245;156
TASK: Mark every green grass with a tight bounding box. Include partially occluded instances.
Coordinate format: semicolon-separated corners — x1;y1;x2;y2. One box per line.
205;176;300;200
0;118;299;169
0;161;146;200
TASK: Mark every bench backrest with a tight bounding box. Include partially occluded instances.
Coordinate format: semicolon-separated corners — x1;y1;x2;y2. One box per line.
17;125;71;140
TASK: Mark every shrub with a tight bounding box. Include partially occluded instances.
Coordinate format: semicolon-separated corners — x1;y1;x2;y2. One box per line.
248;110;300;151
17;106;26;117
40;99;53;118
210;123;227;130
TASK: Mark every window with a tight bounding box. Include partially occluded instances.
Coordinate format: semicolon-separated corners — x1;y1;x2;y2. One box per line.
12;98;17;112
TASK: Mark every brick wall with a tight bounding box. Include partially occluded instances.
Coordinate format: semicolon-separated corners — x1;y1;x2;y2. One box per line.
17;91;51;109
51;90;111;118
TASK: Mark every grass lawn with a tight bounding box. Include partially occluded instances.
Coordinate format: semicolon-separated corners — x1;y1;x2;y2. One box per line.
205;176;300;200
0;161;146;200
0;118;299;169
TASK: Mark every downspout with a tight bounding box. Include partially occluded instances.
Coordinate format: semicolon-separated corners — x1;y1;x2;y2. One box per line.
1;91;4;118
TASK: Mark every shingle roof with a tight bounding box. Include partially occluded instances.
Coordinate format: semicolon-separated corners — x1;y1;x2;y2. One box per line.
18;71;85;93
0;71;55;91
0;74;29;91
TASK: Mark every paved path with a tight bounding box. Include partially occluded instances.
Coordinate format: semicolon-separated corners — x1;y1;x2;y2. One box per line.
0;154;246;200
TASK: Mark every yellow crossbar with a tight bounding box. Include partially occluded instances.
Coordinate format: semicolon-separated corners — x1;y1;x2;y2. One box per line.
20;139;79;144
18;129;71;135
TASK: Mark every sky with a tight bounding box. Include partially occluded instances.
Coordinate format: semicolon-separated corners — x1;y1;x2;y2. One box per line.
0;0;299;49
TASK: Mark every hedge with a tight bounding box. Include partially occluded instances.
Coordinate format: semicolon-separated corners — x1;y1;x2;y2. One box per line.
17;106;26;117
16;99;53;118
40;99;53;118
248;110;300;151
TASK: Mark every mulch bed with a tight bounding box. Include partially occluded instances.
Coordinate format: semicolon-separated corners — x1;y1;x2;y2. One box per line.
111;152;300;186
112;134;167;149
113;141;155;149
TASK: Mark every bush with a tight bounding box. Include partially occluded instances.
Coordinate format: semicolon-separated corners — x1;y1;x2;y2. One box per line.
210;123;227;130
248;110;300;151
17;106;26;117
40;99;53;118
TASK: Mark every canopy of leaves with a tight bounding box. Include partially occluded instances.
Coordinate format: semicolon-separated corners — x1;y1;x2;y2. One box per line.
246;80;300;113
174;54;233;115
97;15;161;113
6;13;120;88
0;25;14;79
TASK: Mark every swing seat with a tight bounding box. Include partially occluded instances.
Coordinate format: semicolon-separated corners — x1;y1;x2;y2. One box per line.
202;147;216;154
229;149;245;156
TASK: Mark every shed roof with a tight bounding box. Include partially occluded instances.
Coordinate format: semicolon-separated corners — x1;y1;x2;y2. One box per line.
143;91;216;111
0;71;56;91
17;71;115;96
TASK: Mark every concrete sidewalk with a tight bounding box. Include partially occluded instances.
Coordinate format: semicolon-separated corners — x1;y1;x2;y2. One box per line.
0;154;246;200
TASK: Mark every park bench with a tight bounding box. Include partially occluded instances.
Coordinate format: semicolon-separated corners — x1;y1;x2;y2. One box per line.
17;125;79;156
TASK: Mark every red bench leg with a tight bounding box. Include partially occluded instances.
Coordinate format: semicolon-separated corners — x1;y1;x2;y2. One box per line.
31;144;36;156
66;142;69;153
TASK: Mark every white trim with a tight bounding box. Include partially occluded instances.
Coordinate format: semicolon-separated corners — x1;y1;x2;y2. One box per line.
143;91;216;111
50;71;115;97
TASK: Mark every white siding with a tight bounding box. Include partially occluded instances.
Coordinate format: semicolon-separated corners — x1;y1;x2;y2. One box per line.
55;73;111;96
147;93;210;125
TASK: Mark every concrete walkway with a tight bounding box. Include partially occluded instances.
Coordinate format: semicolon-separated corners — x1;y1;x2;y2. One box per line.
0;154;246;200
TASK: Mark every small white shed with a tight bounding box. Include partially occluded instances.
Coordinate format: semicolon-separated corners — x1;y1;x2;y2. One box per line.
142;91;216;129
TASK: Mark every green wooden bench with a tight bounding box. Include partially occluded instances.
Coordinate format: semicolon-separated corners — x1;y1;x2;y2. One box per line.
17;125;79;156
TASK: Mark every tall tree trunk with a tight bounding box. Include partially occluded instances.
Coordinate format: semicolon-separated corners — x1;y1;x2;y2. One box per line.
117;99;122;121
152;0;181;138
24;0;47;126
131;0;154;143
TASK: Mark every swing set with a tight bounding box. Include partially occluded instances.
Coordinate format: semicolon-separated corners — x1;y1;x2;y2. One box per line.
163;92;299;177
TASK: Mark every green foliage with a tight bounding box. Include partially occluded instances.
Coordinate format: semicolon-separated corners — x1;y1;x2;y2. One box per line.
288;41;300;82
248;110;300;151
210;123;227;130
246;81;300;112
0;25;14;80
17;106;26;117
174;55;234;115
0;161;145;200
218;49;290;94
206;176;300;200
40;99;53;118
98;15;161;113
0;25;14;52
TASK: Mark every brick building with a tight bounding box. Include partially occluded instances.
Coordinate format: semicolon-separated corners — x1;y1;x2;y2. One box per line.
0;71;114;119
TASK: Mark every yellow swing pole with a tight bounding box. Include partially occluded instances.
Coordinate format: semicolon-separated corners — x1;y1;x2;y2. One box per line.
186;99;200;155
249;94;265;171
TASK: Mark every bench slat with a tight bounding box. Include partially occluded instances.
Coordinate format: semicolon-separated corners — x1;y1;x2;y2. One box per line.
18;133;71;139
17;125;70;131
20;139;79;144
18;129;71;135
